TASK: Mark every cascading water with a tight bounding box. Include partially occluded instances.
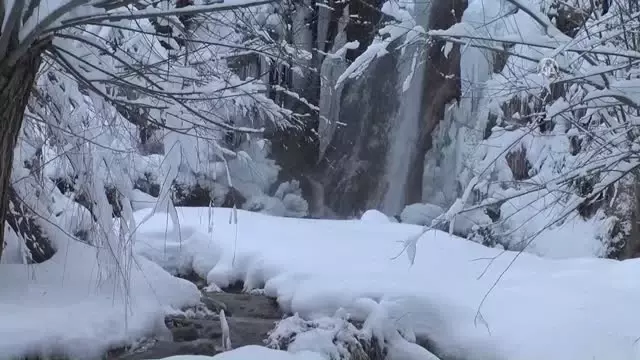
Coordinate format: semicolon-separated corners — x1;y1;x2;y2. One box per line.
379;3;431;215
262;0;487;218
317;0;435;217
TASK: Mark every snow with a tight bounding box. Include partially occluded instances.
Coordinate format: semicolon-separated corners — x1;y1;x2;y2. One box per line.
400;203;444;226
135;207;640;360
360;209;392;223
0;226;200;358
156;346;326;360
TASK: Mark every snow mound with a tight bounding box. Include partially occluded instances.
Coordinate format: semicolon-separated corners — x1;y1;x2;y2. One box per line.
267;314;373;359
360;209;391;223
399;203;444;226
135;207;640;360
0;229;200;358
135;225;223;278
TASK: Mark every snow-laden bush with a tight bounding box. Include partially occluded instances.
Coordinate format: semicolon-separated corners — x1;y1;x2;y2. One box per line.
243;180;309;218
267;314;382;360
427;0;640;258
2;0;313;265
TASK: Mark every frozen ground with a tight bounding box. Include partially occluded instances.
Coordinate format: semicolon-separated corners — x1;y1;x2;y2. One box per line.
133;207;640;360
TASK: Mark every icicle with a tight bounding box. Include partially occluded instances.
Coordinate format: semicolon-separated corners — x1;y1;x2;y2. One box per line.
219;309;232;351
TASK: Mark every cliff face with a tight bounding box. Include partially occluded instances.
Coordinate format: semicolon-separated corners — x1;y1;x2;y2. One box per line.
229;0;471;218
405;0;467;207
319;53;401;217
311;0;469;217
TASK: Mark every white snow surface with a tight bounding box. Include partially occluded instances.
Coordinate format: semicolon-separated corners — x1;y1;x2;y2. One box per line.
0;229;200;358
360;209;392;223
155;346;326;360
135;207;640;360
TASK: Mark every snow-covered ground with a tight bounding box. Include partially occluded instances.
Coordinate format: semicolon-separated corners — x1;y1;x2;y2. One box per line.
0;225;200;358
3;206;640;359
156;346;325;360
134;207;640;360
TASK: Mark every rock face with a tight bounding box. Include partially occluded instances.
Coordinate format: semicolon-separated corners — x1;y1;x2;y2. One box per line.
405;0;467;208
319;54;401;217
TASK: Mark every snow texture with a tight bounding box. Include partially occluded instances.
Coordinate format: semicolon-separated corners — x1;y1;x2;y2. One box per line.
420;0;640;258
136;207;640;360
360;209;392;223
155;346;326;360
0;228;200;358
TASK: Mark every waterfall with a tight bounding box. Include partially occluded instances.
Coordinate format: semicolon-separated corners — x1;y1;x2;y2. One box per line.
379;3;430;214
315;0;435;217
303;0;490;218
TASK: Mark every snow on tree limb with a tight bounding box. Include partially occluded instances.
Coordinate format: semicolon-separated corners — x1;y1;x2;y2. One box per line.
2;0;277;68
2;0;309;272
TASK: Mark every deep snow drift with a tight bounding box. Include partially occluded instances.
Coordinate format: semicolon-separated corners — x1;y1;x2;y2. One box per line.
134;207;640;360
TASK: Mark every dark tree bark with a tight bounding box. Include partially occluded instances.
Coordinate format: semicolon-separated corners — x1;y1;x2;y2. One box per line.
0;44;47;261
6;186;55;263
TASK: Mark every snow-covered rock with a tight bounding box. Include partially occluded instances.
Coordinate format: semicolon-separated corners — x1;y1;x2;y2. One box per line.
360;209;392;223
400;203;444;226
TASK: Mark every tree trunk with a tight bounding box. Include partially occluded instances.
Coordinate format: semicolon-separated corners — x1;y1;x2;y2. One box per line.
0;46;45;261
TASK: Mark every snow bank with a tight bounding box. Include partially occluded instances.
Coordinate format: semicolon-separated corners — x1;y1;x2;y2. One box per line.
135;207;640;360
0;230;200;358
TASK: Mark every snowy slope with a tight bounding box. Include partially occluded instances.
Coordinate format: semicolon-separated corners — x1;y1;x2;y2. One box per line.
135;207;640;360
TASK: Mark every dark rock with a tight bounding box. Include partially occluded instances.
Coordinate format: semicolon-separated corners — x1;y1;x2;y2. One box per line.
415;335;462;360
205;292;282;319
115;339;219;360
173;183;212;207
177;271;208;289
405;0;467;208
200;294;228;314
133;173;160;197
170;324;200;342
168;315;276;346
222;280;246;294
319;54;400;217
114;314;277;359
221;187;247;209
